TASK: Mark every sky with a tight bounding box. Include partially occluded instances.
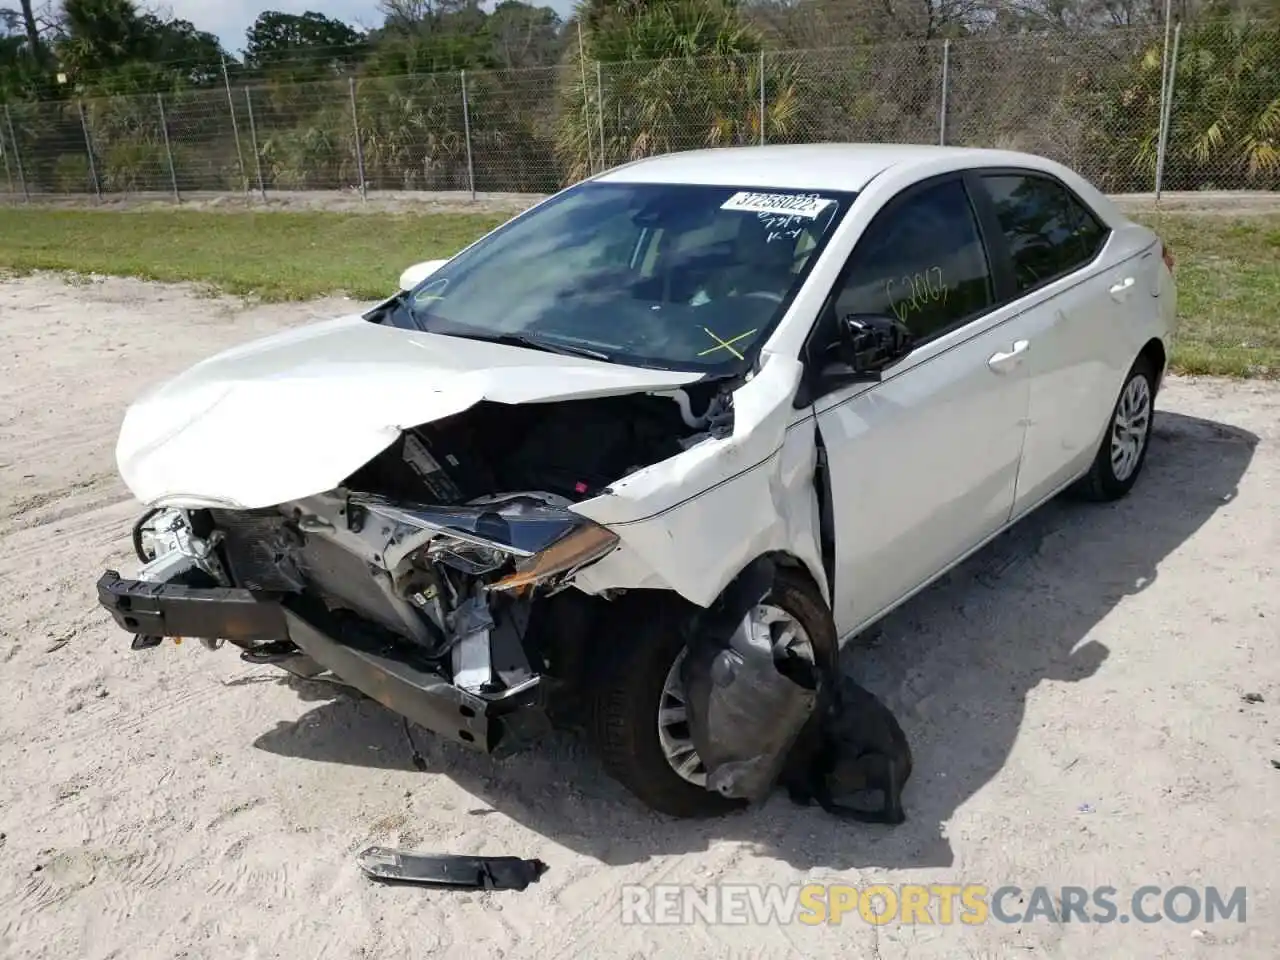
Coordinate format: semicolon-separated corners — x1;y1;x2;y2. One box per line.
160;0;575;55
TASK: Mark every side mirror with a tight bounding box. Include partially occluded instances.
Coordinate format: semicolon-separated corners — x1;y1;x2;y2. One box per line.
835;312;915;380
399;258;449;292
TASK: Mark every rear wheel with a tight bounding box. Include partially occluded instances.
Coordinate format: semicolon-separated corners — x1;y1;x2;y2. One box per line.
1073;355;1156;502
590;567;837;818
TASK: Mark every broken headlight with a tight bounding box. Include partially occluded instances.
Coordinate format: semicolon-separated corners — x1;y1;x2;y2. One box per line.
355;494;619;589
487;523;619;592
426;538;509;575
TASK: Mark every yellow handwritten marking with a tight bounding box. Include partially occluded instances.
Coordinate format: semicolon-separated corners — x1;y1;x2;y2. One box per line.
885;267;949;323
698;327;757;359
929;266;948;303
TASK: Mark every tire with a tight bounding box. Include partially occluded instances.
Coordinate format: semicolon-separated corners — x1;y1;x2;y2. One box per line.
589;567;838;818
1073;354;1157;502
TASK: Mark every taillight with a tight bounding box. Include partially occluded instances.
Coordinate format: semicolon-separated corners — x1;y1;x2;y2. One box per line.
1161;240;1175;273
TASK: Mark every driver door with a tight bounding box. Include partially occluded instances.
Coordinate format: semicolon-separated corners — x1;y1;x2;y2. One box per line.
810;174;1032;637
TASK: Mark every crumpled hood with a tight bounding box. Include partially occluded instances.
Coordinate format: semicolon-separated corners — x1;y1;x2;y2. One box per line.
117;312;702;509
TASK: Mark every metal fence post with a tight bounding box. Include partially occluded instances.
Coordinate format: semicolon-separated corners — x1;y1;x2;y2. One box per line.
222;56;249;193
243;88;267;202
349;77;367;201
78;100;102;200
1;117;13;199
939;39;951;146
3;105;27;202
596;60;606;167
577;22;595;173
460;70;476;200
1154;23;1182;204
156;93;180;203
1155;0;1174;194
759;50;766;146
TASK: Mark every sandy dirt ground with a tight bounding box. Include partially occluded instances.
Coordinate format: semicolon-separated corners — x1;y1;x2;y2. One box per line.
0;274;1277;959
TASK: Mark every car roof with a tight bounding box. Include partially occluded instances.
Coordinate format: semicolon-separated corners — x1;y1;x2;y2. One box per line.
596;143;1060;193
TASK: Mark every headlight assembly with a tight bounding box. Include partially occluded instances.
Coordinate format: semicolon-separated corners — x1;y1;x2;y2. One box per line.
425;537;510;575
352;493;619;589
487;523;619;593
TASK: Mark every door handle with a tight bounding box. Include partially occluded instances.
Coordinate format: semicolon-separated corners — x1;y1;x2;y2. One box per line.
1109;276;1136;300
988;340;1029;372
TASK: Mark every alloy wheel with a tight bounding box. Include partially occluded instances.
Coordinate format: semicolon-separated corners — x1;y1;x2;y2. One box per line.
1110;373;1152;483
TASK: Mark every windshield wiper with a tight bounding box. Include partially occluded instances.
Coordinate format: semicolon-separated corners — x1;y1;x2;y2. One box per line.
437;330;613;362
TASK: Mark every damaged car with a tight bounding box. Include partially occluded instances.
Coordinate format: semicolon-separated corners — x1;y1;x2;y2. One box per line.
98;144;1177;818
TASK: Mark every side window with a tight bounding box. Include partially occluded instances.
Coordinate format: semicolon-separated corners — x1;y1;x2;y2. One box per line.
832;179;994;342
982;174;1109;293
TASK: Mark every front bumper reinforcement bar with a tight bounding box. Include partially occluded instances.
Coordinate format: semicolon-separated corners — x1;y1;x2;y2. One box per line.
96;570;540;753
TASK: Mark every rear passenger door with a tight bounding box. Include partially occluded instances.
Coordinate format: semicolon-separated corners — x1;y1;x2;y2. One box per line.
972;172;1118;515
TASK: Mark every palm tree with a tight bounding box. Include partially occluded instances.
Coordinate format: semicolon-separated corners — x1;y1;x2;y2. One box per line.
1089;17;1280;190
58;0;152;77
1168;17;1280;188
555;0;799;183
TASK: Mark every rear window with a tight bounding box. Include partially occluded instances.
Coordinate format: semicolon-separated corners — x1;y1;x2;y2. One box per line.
981;174;1109;293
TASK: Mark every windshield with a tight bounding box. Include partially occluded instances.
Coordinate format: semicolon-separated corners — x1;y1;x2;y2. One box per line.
396;181;852;372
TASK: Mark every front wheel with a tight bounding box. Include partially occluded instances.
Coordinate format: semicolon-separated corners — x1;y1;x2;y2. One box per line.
1072;355;1156;502
589;568;837;818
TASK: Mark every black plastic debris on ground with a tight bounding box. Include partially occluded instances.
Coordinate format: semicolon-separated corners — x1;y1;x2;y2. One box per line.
780;672;914;825
357;847;548;891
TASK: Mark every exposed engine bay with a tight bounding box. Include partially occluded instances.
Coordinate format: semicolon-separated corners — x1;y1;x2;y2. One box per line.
348;387;732;506
126;385;736;712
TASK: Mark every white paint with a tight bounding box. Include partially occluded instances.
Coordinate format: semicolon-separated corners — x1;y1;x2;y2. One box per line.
597;143;1130;198
116;313;701;510
398;259;449;291
570;351;828;610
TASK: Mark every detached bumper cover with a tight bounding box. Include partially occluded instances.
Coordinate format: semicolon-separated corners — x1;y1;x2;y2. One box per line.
95;570;541;752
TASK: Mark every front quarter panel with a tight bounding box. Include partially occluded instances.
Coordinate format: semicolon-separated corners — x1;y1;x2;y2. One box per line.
569;352;827;610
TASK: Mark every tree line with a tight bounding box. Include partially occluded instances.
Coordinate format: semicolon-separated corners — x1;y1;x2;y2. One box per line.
1;0;1277;195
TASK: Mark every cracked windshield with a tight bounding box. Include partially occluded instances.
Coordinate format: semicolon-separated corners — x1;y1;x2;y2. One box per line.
395;181;852;372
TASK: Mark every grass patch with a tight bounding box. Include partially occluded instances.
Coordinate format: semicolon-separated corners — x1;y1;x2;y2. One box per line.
0;207;507;302
0;206;1276;377
1136;212;1280;378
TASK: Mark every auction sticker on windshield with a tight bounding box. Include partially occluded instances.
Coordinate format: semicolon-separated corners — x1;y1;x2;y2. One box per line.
720;192;833;219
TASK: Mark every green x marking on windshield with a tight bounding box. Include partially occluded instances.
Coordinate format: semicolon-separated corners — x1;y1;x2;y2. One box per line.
698;326;758;360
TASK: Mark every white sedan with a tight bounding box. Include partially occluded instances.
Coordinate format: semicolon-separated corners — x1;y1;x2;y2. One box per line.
97;143;1177;818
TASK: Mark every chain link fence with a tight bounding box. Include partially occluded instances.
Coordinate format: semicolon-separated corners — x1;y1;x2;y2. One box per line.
1;21;1277;204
